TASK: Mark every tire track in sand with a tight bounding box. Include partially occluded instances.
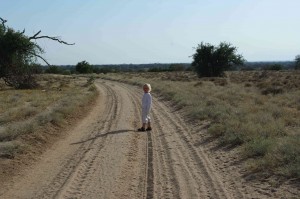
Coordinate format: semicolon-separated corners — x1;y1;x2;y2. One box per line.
56;81;147;199
54;83;119;199
38;83;119;199
117;84;154;199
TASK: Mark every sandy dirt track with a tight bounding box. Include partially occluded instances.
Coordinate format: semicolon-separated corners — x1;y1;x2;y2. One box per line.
1;80;296;199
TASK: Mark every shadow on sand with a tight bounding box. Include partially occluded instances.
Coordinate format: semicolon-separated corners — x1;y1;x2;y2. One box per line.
70;129;136;145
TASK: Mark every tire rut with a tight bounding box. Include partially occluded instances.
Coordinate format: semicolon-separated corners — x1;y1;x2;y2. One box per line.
115;83;154;199
55;83;119;199
37;83;119;199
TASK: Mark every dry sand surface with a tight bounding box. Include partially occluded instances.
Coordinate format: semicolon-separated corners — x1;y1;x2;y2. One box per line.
0;80;298;199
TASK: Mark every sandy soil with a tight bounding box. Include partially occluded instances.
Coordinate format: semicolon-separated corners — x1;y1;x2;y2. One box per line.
0;80;298;199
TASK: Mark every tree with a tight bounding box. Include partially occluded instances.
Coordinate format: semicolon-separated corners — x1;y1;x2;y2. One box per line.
0;17;74;89
76;61;93;74
191;42;245;77
295;55;300;70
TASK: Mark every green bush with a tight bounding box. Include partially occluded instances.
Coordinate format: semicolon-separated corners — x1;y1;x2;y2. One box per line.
76;60;93;74
244;138;275;157
191;42;245;77
45;65;63;74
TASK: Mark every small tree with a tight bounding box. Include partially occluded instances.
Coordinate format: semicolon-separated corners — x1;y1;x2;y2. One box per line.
192;42;245;77
76;61;93;74
295;55;300;70
0;17;74;89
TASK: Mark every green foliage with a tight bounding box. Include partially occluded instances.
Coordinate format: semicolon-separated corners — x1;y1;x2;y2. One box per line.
86;76;95;86
0;22;42;88
45;65;72;75
76;60;93;74
244;138;275;157
147;64;187;72
295;55;300;70
192;42;245;77
45;65;63;74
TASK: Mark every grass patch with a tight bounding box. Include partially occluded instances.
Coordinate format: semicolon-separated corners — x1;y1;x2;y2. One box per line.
0;141;22;159
0;74;98;157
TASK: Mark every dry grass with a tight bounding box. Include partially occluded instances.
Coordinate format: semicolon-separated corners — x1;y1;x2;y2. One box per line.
99;70;300;178
0;74;98;158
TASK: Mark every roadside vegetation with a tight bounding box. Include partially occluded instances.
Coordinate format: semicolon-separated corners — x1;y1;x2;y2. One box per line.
99;70;300;179
0;74;98;159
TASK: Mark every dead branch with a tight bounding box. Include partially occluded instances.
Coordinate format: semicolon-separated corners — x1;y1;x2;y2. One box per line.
29;30;41;39
0;17;7;26
29;30;75;45
29;52;50;66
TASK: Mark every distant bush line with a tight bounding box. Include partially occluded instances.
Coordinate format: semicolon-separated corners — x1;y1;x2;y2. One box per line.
34;60;298;75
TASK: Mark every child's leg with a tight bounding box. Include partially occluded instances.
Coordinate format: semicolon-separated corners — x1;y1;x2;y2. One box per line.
147;115;151;130
139;110;147;130
148;115;151;127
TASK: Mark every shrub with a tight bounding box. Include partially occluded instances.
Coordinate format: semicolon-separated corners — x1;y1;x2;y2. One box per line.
191;42;245;77
244;138;275;158
0;141;21;158
0;18;73;89
45;65;63;74
76;61;93;74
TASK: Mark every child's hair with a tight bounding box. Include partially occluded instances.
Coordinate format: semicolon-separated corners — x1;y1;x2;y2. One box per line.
143;83;151;92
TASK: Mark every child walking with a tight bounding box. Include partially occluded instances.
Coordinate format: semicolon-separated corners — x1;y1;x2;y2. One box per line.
138;83;152;131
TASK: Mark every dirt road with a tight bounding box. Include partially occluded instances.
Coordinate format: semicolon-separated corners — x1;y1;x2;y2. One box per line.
1;80;292;199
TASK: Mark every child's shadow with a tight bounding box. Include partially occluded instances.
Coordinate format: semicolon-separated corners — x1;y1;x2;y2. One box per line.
70;129;135;145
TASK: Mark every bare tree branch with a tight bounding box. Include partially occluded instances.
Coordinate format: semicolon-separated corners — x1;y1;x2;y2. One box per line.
29;30;41;39
0;17;7;26
29;30;75;45
29;52;50;66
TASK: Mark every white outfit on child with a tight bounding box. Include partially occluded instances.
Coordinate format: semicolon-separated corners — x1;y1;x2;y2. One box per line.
142;92;152;123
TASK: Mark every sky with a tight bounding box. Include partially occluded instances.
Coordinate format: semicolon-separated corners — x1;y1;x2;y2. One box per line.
1;0;300;65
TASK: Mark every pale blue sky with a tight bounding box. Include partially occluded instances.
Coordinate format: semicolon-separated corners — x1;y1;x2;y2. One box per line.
1;0;299;65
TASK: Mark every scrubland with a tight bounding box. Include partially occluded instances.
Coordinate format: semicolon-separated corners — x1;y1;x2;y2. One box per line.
99;70;300;179
0;75;98;159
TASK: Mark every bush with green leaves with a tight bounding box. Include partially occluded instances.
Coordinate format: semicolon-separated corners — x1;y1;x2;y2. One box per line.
45;65;63;74
0;20;42;88
0;17;73;89
76;60;93;74
192;42;245;77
